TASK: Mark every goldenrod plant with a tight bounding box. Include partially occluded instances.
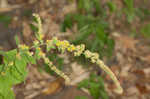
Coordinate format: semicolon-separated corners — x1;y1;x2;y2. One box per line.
0;14;123;99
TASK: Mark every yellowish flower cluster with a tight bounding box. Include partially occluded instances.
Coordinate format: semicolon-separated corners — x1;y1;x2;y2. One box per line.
39;34;44;40
8;61;14;66
96;60;123;94
53;37;84;55
46;40;51;44
37;47;45;58
39;51;45;57
19;44;29;50
33;40;39;45
50;65;70;83
27;52;34;56
84;50;99;63
42;55;70;83
74;44;85;56
84;50;123;94
55;40;70;52
46;40;54;50
33;13;42;34
67;44;76;52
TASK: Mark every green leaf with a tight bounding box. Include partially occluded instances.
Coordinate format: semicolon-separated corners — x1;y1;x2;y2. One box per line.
0;50;5;55
72;25;92;44
91;39;99;52
0;68;17;86
15;57;27;75
95;24;107;42
3;49;17;64
0;14;12;27
30;23;38;32
75;96;88;99
43;54;64;75
105;38;115;57
89;82;100;99
46;43;56;52
124;0;134;11
34;48;41;60
23;9;33;17
15;35;20;45
140;23;150;38
0;86;15;99
20;52;36;64
77;0;92;13
28;55;36;64
0;66;25;98
0;49;30;99
61;14;73;32
107;1;117;13
124;0;135;23
99;90;109;99
78;79;89;89
92;0;102;13
77;74;109;99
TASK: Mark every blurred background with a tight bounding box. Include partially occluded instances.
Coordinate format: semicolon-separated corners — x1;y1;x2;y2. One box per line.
0;0;150;99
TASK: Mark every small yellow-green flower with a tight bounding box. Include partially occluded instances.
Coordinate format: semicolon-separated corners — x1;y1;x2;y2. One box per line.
16;53;21;59
46;40;51;44
39;51;45;57
63;40;70;47
52;37;58;44
93;53;99;59
33;13;42;34
19;44;29;50
56;40;61;47
1;72;5;76
39;34;44;40
33;40;39;45
44;58;50;63
67;45;76;52
37;47;41;51
8;61;14;66
74;44;85;56
27;52;34;56
84;50;91;58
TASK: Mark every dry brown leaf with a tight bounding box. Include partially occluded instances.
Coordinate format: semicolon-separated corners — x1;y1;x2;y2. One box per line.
132;69;146;77
126;86;139;96
113;33;138;52
23;21;32;38
135;83;150;94
62;3;76;15
120;65;131;77
142;55;150;64
70;62;89;85
22;21;34;44
42;77;65;95
143;68;150;76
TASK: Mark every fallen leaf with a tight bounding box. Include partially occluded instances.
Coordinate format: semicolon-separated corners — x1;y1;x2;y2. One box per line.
135;83;150;94
42;77;65;95
70;62;90;85
113;33;138;52
23;21;32;38
126;86;139;96
132;69;146;77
